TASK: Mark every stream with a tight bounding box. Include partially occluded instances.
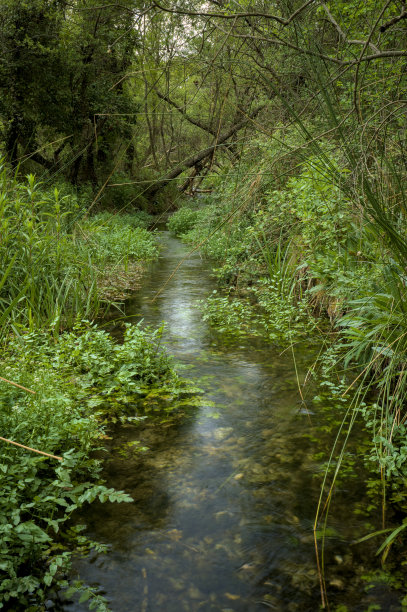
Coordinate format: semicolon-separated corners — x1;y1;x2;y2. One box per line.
65;232;401;612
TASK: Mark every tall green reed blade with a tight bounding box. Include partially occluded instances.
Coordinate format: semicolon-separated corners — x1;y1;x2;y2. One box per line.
255;230;296;298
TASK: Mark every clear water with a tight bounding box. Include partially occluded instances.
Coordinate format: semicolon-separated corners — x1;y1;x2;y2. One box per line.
64;232;401;612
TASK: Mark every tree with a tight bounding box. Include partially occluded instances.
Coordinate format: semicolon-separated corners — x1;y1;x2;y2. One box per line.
0;0;143;184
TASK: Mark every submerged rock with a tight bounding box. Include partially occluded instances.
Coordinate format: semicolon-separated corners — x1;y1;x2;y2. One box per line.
213;427;234;440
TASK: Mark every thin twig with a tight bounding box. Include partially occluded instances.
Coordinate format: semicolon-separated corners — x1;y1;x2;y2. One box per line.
0;376;35;394
0;436;62;461
152;0;315;25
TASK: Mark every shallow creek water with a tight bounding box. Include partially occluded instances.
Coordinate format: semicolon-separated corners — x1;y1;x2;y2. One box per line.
65;232;401;612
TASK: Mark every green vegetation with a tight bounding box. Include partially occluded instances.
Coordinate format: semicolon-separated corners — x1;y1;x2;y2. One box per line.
0;164;167;609
168;207;199;237
168;132;407;601
0;320;189;610
82;214;157;265
0;164;158;333
2;0;407;607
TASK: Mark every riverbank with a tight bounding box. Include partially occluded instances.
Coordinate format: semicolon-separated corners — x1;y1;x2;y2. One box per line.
0;170;185;610
0;317;199;610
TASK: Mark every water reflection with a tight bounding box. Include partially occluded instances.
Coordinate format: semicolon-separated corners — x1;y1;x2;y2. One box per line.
64;233;401;612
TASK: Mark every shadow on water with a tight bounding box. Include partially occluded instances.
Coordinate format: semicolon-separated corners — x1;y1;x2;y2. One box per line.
64;232;401;612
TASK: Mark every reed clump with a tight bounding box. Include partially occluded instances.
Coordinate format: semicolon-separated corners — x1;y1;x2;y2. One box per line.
0;162;158;335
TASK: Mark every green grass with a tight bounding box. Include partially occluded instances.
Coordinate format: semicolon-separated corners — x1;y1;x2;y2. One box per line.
0;163;159;335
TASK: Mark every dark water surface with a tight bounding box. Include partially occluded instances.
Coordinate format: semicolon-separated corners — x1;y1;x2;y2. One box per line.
65;233;400;612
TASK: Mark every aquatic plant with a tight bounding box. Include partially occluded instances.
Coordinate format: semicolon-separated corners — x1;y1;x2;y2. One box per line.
0;318;191;610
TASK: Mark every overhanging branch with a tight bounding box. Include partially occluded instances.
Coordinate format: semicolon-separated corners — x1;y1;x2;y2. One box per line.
145;104;264;198
154;89;217;136
152;0;315;25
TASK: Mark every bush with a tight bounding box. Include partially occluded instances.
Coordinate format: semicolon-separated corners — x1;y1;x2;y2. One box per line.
92;210;153;230
168;207;199;236
85;224;158;264
99;173;149;211
0;319;187;609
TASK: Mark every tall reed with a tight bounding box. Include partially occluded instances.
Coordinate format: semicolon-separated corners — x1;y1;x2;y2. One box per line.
0;161;102;336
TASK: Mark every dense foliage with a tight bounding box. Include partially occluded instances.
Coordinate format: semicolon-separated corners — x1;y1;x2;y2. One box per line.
0;164;164;608
0;320;188;610
3;0;407;607
0;163;157;333
168;128;407;600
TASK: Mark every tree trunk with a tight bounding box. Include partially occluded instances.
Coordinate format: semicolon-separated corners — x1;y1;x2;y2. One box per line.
145;105;264;199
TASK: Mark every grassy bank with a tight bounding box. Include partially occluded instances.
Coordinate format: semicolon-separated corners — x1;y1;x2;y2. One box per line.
0;163;158;335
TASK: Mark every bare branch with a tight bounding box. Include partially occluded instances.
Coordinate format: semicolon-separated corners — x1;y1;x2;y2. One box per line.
152;0;315;25
355;49;407;62
212;23;346;64
380;7;407;32
145;104;265;197
154;89;217;136
322;4;381;53
0;436;62;461
0;376;35;394
212;23;407;66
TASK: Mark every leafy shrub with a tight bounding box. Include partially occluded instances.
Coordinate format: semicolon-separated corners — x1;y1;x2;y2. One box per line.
200;280;315;342
199;291;256;336
80;212;158;265
0;319;186;609
168;207;199;236
85;224;158;263
50;319;182;405
92;210;153;230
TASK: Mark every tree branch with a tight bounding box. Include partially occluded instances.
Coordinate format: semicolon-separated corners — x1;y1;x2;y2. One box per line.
29;151;54;170
212;23;407;66
152;0;315;25
154;89;217;136
380;7;407;32
322;4;380;53
145;104;264;197
73;4;154;15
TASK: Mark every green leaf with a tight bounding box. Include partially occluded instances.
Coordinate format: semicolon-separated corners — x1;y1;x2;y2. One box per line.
79;590;92;604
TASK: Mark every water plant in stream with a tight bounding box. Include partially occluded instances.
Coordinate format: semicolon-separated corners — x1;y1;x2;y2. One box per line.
0;319;197;610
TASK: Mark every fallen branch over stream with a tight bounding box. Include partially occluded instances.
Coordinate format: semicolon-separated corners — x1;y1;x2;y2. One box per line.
144;105;265;198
